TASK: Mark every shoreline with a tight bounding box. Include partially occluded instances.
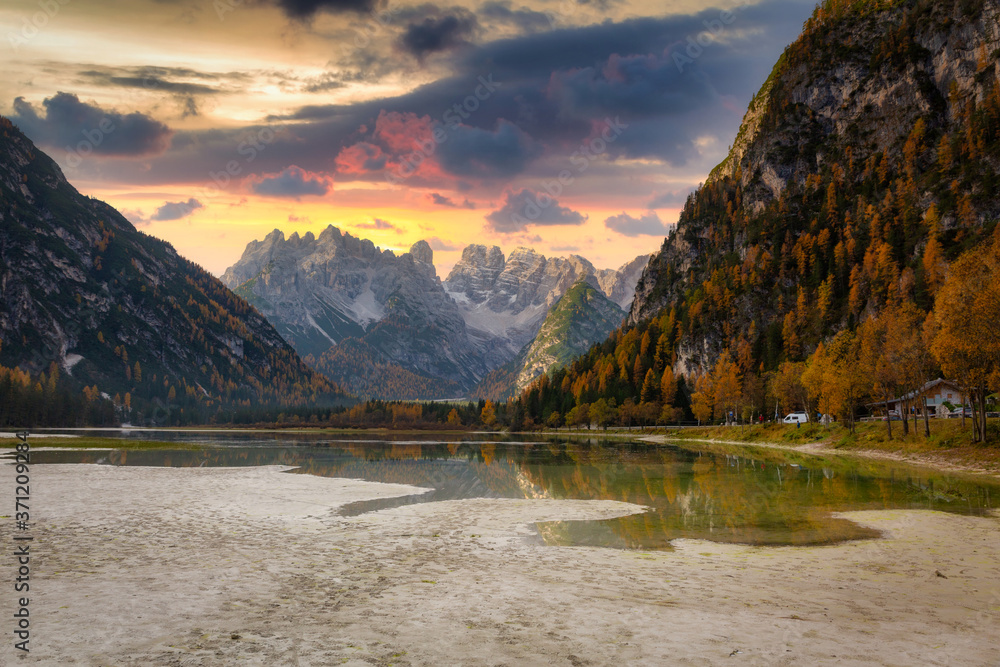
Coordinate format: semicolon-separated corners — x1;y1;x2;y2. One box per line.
528;427;1000;479
5;424;1000;478
2;463;997;665
639;434;1000;479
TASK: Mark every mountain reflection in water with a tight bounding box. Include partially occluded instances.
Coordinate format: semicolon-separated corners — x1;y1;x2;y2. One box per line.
29;433;997;550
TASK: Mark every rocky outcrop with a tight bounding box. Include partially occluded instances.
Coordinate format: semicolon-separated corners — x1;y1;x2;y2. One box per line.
595;254;652;310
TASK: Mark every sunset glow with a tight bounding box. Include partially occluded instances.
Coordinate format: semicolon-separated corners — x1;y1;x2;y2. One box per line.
3;0;816;275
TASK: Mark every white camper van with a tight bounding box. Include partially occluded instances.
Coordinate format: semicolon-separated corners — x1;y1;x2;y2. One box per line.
782;412;809;424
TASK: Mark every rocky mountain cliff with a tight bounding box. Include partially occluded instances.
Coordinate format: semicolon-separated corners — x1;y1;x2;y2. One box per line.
517;279;626;390
444;246;646;357
628;0;1000;375
222;229;488;395
473;278;626;401
0;117;339;422
223;229;650;398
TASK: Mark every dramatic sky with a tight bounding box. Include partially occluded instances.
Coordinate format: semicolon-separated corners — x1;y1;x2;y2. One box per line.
2;0;815;277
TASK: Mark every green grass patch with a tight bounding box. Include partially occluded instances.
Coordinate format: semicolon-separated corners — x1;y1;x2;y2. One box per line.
661;419;1000;471
0;437;203;451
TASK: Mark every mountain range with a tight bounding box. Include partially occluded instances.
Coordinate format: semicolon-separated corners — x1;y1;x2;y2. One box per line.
221;228;649;399
9;0;990;425
0;111;650;414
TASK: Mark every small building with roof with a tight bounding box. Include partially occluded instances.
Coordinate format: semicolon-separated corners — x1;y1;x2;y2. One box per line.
870;378;965;418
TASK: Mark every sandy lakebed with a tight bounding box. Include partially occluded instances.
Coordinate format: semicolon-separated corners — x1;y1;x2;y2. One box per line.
1;462;998;666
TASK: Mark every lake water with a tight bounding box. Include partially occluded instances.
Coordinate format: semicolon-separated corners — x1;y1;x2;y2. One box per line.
25;430;999;550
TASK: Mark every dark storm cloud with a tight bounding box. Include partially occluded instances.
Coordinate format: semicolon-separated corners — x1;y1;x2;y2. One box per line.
478;1;552;33
63;0;814;187
436;120;540;178
11;92;172;156
399;12;478;59
269;0;380;20
249;166;331;197
486;188;587;233
547;52;716;118
151;198;203;221
604;211;670;237
428;193;475;208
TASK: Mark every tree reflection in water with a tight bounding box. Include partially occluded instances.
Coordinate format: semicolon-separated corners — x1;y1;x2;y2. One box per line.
32;434;997;550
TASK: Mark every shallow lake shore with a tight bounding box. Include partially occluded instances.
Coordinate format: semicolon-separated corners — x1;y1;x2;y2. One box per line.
1;463;997;665
635;433;1000;479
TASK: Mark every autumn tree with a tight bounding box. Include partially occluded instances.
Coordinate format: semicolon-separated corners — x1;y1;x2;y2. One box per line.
480;400;497;427
660;366;677;407
889;301;935;437
771;361;809;419
740;372;767;428
591;398;616;430
690;373;714;424
928;238;1000;442
859;307;914;439
640;368;659;404
711;350;742;424
566;403;590;429
802;331;866;432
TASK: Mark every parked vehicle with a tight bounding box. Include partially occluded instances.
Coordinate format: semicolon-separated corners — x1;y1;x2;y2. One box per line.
782;412;809;424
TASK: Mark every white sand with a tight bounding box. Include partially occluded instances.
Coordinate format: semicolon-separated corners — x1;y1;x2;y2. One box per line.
1;464;998;665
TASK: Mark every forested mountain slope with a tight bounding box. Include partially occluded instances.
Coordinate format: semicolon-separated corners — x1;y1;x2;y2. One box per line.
0;118;342;426
630;0;999;372
516;0;1000;429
